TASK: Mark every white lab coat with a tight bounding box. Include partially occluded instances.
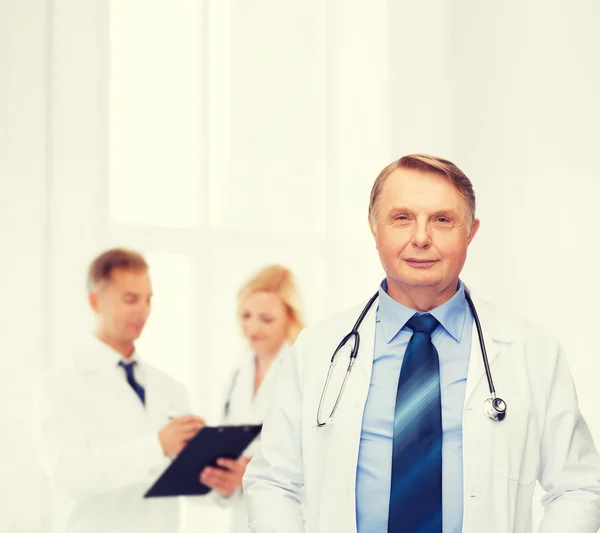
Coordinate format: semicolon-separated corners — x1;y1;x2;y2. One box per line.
33;335;192;533
243;296;600;533
217;346;290;533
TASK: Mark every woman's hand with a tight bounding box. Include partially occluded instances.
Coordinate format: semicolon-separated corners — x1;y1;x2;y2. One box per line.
199;456;252;497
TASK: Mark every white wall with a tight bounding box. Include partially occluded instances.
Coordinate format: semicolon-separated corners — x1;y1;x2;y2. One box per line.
2;0;600;531
450;0;600;430
0;1;50;530
449;4;600;521
46;0;109;364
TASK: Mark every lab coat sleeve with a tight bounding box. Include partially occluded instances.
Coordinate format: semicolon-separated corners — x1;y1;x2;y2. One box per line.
242;339;306;533
536;340;600;533
33;372;175;499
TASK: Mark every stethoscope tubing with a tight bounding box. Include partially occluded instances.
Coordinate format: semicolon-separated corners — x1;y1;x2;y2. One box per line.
316;288;506;426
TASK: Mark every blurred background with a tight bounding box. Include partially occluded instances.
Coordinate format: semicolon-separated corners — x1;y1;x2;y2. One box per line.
1;0;600;531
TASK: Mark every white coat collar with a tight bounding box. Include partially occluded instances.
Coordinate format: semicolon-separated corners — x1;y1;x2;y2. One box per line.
76;334;141;373
352;287;514;407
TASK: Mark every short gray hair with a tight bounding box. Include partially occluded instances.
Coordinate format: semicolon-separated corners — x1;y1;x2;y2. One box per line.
368;154;476;224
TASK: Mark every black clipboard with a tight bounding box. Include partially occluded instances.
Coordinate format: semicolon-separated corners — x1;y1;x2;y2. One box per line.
144;424;262;498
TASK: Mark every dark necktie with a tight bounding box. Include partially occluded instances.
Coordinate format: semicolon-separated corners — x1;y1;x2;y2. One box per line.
388;313;443;533
119;360;146;406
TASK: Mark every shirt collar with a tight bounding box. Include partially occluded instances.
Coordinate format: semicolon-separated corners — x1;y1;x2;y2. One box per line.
377;279;468;344
88;334;140;369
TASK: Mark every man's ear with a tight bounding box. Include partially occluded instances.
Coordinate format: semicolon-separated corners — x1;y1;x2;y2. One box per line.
368;214;378;245
89;291;99;313
467;218;480;243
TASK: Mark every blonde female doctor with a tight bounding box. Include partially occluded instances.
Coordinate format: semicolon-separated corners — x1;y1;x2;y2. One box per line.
200;264;305;532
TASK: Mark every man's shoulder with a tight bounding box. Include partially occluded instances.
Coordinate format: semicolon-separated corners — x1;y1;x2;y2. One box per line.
299;300;373;346
474;296;558;348
34;359;81;403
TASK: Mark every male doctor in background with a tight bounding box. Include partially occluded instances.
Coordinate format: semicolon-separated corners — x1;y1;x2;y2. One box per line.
243;154;600;533
33;248;205;533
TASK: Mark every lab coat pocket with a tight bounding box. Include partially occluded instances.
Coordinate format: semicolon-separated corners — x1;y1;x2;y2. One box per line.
491;403;540;484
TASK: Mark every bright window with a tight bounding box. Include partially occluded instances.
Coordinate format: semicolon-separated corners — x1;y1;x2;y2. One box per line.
135;251;195;390
109;0;202;228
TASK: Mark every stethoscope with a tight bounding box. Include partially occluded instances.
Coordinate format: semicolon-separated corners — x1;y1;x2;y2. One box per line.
316;289;507;427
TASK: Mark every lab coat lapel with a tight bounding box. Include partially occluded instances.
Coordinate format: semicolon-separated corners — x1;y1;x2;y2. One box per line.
77;338;144;408
463;298;502;408
144;364;187;425
255;345;288;411
355;303;377;381
318;303;377;533
461;299;516;532
144;366;160;418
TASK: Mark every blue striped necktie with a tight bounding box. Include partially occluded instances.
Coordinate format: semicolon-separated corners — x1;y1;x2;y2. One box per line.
388;313;442;533
119;360;146;406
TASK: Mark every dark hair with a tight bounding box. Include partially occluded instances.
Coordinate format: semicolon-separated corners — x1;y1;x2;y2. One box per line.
87;248;148;291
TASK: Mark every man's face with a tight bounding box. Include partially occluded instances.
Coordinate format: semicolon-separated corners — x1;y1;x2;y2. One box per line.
369;168;479;300
89;268;152;344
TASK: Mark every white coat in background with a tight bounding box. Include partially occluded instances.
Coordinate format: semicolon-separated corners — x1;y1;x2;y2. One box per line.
243;296;600;533
33;335;195;533
217;344;290;533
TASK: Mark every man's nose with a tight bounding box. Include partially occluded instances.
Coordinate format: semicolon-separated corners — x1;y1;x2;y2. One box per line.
411;220;432;248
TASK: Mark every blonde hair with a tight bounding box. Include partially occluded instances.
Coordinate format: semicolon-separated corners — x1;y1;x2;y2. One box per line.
87;248;148;291
237;265;305;343
369;154;476;225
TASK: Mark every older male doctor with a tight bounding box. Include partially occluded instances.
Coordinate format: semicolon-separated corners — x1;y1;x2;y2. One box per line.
243;154;600;533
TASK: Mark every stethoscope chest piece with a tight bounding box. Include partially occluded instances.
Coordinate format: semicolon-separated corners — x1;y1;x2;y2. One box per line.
484;396;507;422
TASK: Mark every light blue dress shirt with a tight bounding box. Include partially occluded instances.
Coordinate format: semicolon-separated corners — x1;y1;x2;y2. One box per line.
355;280;473;533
